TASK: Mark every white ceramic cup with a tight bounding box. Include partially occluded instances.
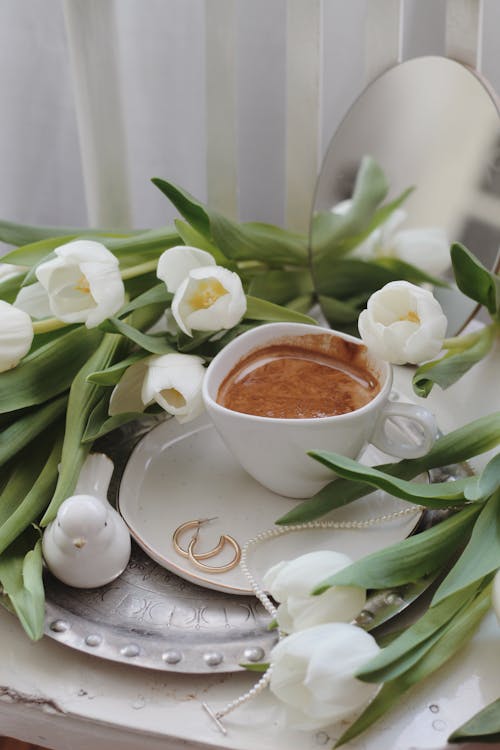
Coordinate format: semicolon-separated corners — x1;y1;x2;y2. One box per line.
202;322;437;498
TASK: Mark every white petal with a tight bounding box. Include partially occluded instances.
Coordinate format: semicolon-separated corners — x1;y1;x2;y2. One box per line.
0;263;26;281
0;300;34;372
54;239;120;266
172;265;246;336
14;282;52;319
392;228;450;277
290;586;366;631
265;550;354;602
108;361;149;416
157;246;216;293
141;353;205;422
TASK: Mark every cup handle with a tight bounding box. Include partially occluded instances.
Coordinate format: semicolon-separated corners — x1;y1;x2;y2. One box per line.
371;402;438;459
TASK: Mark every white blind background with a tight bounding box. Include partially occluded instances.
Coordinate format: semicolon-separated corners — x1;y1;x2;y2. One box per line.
0;0;499;235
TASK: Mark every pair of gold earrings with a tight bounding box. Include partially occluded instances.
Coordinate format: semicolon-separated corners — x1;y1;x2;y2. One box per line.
172;518;241;573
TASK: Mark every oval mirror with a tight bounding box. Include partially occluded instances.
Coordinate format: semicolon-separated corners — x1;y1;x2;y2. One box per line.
310;56;500;337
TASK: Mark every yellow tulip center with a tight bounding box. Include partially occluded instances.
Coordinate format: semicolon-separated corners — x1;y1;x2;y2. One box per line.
399;310;420;324
161;388;186;408
188;279;228;310
75;275;91;294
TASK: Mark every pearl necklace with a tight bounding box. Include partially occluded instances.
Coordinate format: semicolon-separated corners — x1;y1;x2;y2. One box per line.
202;504;422;734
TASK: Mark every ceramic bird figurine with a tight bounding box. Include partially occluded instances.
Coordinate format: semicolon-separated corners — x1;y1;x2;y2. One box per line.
42;454;131;588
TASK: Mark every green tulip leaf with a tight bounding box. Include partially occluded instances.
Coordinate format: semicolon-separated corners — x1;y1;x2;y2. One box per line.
413;324;495;397
101;318;175;355
105;226;180;268
41;334;124;525
1;235;77;267
358;581;480;683
314;505;480;593
152;178;211;238
0;270;27;303
314;258;404;299
374;257;448;288
241;662;270;673
83;409;157;444
336;584;490;747
174;219;229;265
245;295;316;325
432;489;500;605
153;177;308;265
0;219;136;248
248;270;313;306
0;326;103;414
451;242;500;315
0;442;54;527
464;453;500;501
0;394;67;468
308;451;473;507
0;528;45;640
117;283;172;317
311;156;392;261
449;698;500;743
0;430;62;555
317;295;361;326
210;214;308;265
277;412;500;524
86;353;146;386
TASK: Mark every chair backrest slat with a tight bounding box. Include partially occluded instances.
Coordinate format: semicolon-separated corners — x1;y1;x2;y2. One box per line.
63;0;131;229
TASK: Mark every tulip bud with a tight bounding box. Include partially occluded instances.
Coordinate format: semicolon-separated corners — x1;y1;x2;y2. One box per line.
263;550;366;633
0;300;34;372
269;623;380;729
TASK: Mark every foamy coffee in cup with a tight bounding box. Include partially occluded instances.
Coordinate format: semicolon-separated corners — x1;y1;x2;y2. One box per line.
202;323;437;498
216;335;381;419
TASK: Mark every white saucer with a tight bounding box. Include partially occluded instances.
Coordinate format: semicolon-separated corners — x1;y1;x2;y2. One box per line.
118;414;422;595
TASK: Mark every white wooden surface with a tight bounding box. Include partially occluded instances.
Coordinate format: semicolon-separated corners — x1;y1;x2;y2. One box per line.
1;342;499;750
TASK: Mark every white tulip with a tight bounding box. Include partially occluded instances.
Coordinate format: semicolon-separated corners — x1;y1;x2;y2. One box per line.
269;623;380;730
331;200;450;275
263;550;366;633
109;353;206;424
358;280;447;365
157;245;216;293
33;240;125;328
172;265;246;336
0;300;34;372
391;227;450;277
142;353;205;422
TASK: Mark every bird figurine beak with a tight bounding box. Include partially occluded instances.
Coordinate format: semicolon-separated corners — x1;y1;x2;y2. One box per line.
73;537;87;549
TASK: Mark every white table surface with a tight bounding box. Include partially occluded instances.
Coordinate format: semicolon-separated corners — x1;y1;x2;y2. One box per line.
1;338;499;750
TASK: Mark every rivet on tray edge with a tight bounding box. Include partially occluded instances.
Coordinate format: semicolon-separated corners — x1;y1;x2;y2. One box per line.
85;634;102;647
162;650;182;664
204;651;223;666
50;619;70;633
243;646;265;662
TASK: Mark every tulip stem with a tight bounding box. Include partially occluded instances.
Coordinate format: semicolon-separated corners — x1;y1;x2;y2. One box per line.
443;322;499;351
32;317;68;334
120;260;158;280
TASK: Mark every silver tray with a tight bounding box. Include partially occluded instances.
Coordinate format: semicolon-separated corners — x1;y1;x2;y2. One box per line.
44;417;276;674
43;415;471;674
